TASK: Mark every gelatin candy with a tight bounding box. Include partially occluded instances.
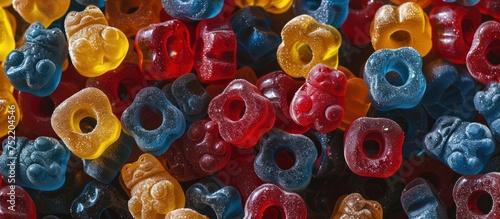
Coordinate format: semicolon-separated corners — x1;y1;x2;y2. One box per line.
162;0;224;21
475;82;500;142
75;0;105;7
338;66;371;130
400;178;447;219
105;0;162;37
305;129;347;178
218;156;265;204
0;185;37;219
186;183;244;219
477;0;500;20
13;0;70;27
0;7;15;63
341;0;383;45
165;208;208;219
442;0;479;6
331;193;383;219
293;0;349;28
466;20;500;85
234;0;293;14
453;172;500;219
390;0;431;8
244;184;307;219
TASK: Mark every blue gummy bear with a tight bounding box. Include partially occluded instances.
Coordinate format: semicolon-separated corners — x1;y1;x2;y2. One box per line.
373;105;428;158
255;129;317;192
71;181;132;219
83;131;134;184
121;87;186;155
293;0;349;28
230;6;281;71
421;59;477;121
74;0;105;7
162;0;224;21
0;137;70;191
443;0;480;6
4;22;68;97
364;47;426;111
424;116;495;175
474;82;500;142
186;182;244;219
163;73;211;124
400;178;447;219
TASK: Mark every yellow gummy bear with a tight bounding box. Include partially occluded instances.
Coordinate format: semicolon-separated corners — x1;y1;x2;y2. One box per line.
164;209;208;219
65;5;129;77
277;15;341;79
12;0;70;27
122;154;185;219
331;193;383;219
0;7;14;63
51;87;121;159
234;0;293;14
370;2;432;56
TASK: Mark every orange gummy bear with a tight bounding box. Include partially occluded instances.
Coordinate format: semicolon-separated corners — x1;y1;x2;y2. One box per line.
331;193;383;219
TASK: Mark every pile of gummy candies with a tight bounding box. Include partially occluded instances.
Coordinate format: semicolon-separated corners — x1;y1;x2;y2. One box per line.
0;0;499;218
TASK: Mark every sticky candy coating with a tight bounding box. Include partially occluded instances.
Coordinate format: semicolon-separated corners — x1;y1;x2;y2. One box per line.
290;64;347;133
474;82;500;142
121;154;185;219
244;184;307;219
208;79;275;149
13;0;70;27
0;7;14;64
234;0;293;14
364;47;426;111
135;19;194;80
370;2;432;56
4;22;68;97
121;87;185;156
105;0;162;38
162;0;224;21
0;185;37;219
165;208;208;219
71;181;132;219
277;15;341;78
424;116;495;175
477;0;500;20
341;0;383;46
429;5;481;64
331;193;383;219
51;87;121;160
400;178;447;219
421;59;477;121
390;0;431;8
165;73;211;123
0;137;70;191
338;66;371;131
186;183;244;219
255;129;317;192
64;5;129;77
344;117;404;178
293;0;349;28
466;20;500;85
230;6;281;71
453;172;500;219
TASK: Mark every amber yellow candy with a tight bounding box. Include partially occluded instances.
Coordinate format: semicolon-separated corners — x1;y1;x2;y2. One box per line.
0;0;11;7
164;209;208;219
277;15;341;79
51;87;121;159
390;0;431;8
234;0;293;14
64;5;129;77
331;193;383;219
122;154;185;219
370;2;432;56
0;66;20;138
337;66;370;131
12;0;70;27
0;7;14;63
105;0;162;38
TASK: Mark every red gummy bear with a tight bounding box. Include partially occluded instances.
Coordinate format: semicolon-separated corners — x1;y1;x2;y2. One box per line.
466;20;500;85
0;185;36;219
135;19;194;80
290;64;347;133
208;79;275;149
453;172;500;219
194;17;237;84
244;184;307;219
256;71;308;134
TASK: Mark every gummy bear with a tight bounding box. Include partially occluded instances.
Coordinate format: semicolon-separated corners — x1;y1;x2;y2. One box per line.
234;0;293;14
0;185;37;219
208;79;275;149
121;154;185;219
105;0;162;38
0;7;14;63
424;116;496;175
165;208;208;219
51;87;121;159
162;0;224;21
0;137;70;191
344;117;404;178
400;178;447;219
71;181;132;219
370;2;432;56
64;5;129;77
4;22;68;97
290;64;347;133
121;87;185;155
341;0;383;45
331;193;383;219
244;184;307;219
12;0;70;27
277;15;341;78
453;172;500;219
466;20;500;85
255;129;317;191
474;82;500;142
293;0;349;28
186;183;244;219
363;47;426;111
135;19;194;80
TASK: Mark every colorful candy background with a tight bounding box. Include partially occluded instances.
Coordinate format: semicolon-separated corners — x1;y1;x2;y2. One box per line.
0;0;499;218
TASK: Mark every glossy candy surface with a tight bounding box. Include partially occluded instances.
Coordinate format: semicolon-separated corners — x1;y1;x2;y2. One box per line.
400;178;447;219
121;87;185;155
165;208;208;219
293;0;349;28
331;193;383;219
0;7;15;63
4;22;68;97
475;82;500;142
0;185;37;219
186;183;244;219
466;20;500;85
453;172;500;219
162;0;224;21
234;0;293;14
105;0;162;37
424;116;496;175
51;87;121;159
64;5;129;77
277;15;341;78
244;184;307;219
0;137;70;191
13;0;70;27
341;0;383;45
